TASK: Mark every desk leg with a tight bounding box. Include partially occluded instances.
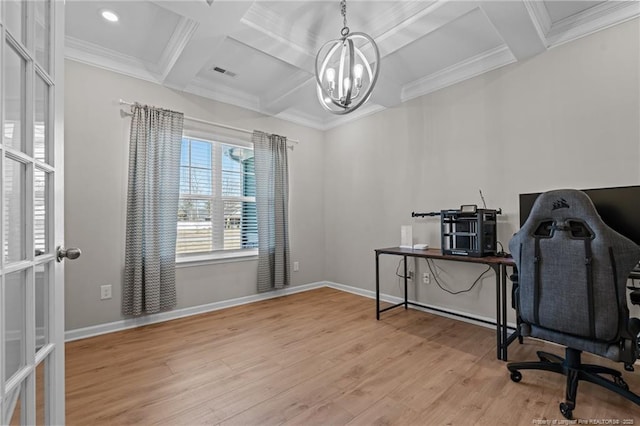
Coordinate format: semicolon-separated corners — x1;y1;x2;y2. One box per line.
501;264;508;361
376;252;380;320
494;265;502;360
404;255;408;309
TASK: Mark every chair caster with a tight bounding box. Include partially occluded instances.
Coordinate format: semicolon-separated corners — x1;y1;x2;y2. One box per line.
559;402;573;420
510;371;522;382
614;376;629;391
624;363;634;372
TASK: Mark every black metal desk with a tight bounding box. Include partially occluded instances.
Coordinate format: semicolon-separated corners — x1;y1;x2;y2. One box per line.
375;247;518;361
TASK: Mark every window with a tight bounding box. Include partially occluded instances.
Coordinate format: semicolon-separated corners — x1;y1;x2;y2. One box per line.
177;136;257;258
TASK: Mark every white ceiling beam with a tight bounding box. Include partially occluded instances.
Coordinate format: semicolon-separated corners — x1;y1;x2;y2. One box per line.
156;16;200;82
231;25;315;73
234;0;479;77
375;1;478;58
151;0;225;24
155;1;256;90
479;1;547;61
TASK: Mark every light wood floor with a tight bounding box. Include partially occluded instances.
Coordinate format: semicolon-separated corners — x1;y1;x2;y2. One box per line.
66;287;640;425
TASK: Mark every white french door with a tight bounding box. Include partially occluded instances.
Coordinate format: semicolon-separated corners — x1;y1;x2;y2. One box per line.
1;0;65;424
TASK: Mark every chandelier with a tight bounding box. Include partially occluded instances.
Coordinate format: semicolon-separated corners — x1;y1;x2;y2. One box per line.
315;0;380;115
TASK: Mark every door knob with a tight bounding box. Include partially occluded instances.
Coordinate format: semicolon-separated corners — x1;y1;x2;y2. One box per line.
56;246;81;262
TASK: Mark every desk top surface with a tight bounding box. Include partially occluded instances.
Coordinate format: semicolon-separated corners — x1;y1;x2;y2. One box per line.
375;247;515;266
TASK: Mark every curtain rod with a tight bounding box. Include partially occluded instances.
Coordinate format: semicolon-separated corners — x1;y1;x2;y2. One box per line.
118;99;299;145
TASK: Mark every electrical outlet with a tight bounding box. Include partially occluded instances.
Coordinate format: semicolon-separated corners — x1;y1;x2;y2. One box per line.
293;261;299;272
100;285;112;300
408;271;414;280
422;273;430;284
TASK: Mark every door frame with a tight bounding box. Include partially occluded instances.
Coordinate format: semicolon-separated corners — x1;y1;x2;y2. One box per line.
52;0;65;423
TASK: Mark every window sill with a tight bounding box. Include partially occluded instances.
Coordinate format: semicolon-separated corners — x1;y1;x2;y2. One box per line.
176;249;258;268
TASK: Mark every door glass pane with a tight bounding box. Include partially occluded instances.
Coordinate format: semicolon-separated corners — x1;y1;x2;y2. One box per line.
5;270;26;382
36;362;46;425
4;43;26;153
4;0;26;45
8;390;21;425
34;0;51;72
5;158;26;263
34;169;49;256
34;76;50;164
35;263;49;352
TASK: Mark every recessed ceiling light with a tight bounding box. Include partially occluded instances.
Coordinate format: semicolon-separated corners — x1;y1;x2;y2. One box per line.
100;9;119;23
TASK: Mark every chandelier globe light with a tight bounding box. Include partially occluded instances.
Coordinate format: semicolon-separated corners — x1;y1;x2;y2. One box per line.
315;0;380;115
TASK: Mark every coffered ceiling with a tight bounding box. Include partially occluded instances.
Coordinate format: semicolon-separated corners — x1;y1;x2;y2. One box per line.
65;0;639;130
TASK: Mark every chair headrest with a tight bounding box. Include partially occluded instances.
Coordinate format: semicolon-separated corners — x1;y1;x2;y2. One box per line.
528;189;595;220
521;189;602;237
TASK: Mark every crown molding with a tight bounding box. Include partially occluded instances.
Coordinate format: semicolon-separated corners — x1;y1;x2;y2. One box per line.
184;76;262;113
523;0;552;47
65;36;161;83
274;109;326;131
261;72;315;115
546;0;640;48
402;45;517;102
275;102;387;132
157;16;200;81
179;78;329;131
65;0;638;135
322;103;387;130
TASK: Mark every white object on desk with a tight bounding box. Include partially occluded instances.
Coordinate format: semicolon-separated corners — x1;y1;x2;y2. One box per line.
400;225;413;248
413;243;429;250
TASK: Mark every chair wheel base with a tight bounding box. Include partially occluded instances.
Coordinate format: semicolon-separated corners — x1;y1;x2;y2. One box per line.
507;347;640;418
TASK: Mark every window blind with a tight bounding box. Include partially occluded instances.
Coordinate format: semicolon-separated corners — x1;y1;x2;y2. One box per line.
177;137;257;255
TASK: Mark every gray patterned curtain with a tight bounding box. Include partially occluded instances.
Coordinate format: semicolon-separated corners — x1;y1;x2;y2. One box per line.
253;131;290;292
123;104;184;316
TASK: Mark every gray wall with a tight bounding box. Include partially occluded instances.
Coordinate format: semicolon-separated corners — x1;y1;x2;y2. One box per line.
64;60;325;330
323;19;640;321
65;18;640;331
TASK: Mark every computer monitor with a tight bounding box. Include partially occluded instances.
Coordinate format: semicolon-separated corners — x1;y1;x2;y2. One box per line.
519;185;640;246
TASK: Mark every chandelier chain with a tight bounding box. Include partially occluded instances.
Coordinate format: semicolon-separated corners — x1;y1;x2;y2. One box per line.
340;0;348;35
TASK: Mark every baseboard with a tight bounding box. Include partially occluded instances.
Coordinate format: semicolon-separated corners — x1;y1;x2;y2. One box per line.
65;280;515;342
65;282;326;342
325;281;518;330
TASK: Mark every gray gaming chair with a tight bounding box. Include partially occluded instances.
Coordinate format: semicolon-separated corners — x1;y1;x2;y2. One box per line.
507;189;640;419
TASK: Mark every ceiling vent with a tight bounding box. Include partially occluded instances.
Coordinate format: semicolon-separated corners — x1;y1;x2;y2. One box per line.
212;66;237;78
